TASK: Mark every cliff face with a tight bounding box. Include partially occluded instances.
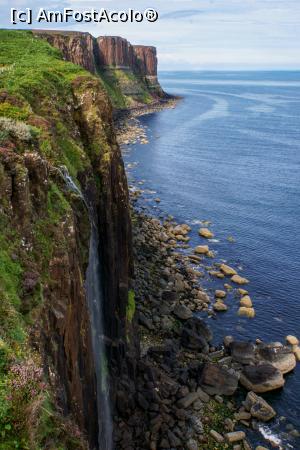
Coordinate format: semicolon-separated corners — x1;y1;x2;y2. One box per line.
97;36;135;69
0;30;135;449
34;30;96;73
34;30;166;108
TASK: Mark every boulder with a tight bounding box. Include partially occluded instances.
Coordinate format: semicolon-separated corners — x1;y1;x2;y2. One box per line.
214;301;228;312
256;343;296;374
231;275;249;285
181;317;212;353
244;391;276;421
199;228;214;239
199;363;239;396
215;290;226;299
230;341;256;365
177;392;199;408
293;346;300;361
240;295;252;308
240;364;284;393
238;307;255;318
286;335;299;346
194;245;209;255
173;304;193;320
210;430;224;443
238;288;248;296
220;264;237;276
225;431;246;443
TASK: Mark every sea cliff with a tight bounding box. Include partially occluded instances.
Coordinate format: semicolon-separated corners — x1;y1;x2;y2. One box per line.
33;30;166;108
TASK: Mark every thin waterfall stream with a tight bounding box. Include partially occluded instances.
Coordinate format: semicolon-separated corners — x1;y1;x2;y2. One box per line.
59;166;113;450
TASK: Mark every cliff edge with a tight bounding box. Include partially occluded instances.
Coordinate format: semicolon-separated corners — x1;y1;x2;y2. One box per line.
33;30;166;109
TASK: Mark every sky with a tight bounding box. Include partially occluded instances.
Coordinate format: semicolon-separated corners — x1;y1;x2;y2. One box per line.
0;0;300;70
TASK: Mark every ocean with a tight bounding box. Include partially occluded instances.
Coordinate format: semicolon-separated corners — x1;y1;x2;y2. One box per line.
123;71;300;449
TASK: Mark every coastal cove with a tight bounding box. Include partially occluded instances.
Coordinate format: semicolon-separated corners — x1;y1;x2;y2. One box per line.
121;71;300;449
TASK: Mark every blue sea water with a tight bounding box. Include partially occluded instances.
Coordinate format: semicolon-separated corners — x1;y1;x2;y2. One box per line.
123;71;300;448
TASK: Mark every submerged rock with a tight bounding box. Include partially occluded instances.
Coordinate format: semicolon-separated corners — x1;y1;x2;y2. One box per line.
240;295;252;308
215;290;226;299
244;391;276;421
240;364;284;393
231;274;249;284
194;245;209;255
213;301;228;312
199;228;214;239
220;263;237;276
238;306;255;318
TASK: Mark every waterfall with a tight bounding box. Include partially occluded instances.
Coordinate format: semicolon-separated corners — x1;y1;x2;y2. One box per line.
59;166;113;450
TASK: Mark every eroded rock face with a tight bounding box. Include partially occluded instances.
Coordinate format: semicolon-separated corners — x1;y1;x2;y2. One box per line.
0;70;135;447
97;36;135;69
33;30;96;73
34;31;165;102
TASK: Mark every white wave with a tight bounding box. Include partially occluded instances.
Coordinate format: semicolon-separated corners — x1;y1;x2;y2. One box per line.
258;425;284;449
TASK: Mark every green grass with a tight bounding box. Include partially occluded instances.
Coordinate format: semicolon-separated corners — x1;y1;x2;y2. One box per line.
126;289;136;323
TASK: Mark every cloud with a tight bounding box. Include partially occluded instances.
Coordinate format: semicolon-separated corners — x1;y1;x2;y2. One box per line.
160;9;203;20
1;0;300;69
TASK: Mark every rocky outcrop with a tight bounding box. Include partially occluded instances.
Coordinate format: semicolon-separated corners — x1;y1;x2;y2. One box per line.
34;30;166;106
33;30;96;73
96;36;135;69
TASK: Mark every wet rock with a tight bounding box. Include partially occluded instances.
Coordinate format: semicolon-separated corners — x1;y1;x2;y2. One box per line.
199;363;239;396
240;295;252;308
286;335;299;346
225;431;246;443
293;346;300;361
230;341;256;365
238;307;255;318
213;301;228;312
220;263;237;276
256;343;296;374
238;288;248;296
224;336;235;348
194;245;209;255
215;290;226;299
173;304;193;320
199;228;214;239
240;364;284;393
231;274;249;285
244;391;276;421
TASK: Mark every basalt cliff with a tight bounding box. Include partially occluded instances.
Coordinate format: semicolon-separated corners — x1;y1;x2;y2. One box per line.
33;30;166;109
0;29;137;449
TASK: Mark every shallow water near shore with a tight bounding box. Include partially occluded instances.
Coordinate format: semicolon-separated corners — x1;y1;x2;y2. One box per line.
123;71;300;449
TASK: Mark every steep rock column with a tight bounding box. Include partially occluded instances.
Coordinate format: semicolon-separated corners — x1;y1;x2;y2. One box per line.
96;36;135;69
133;45;160;88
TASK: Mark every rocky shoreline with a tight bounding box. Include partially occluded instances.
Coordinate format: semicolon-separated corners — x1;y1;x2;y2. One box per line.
114;110;300;450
